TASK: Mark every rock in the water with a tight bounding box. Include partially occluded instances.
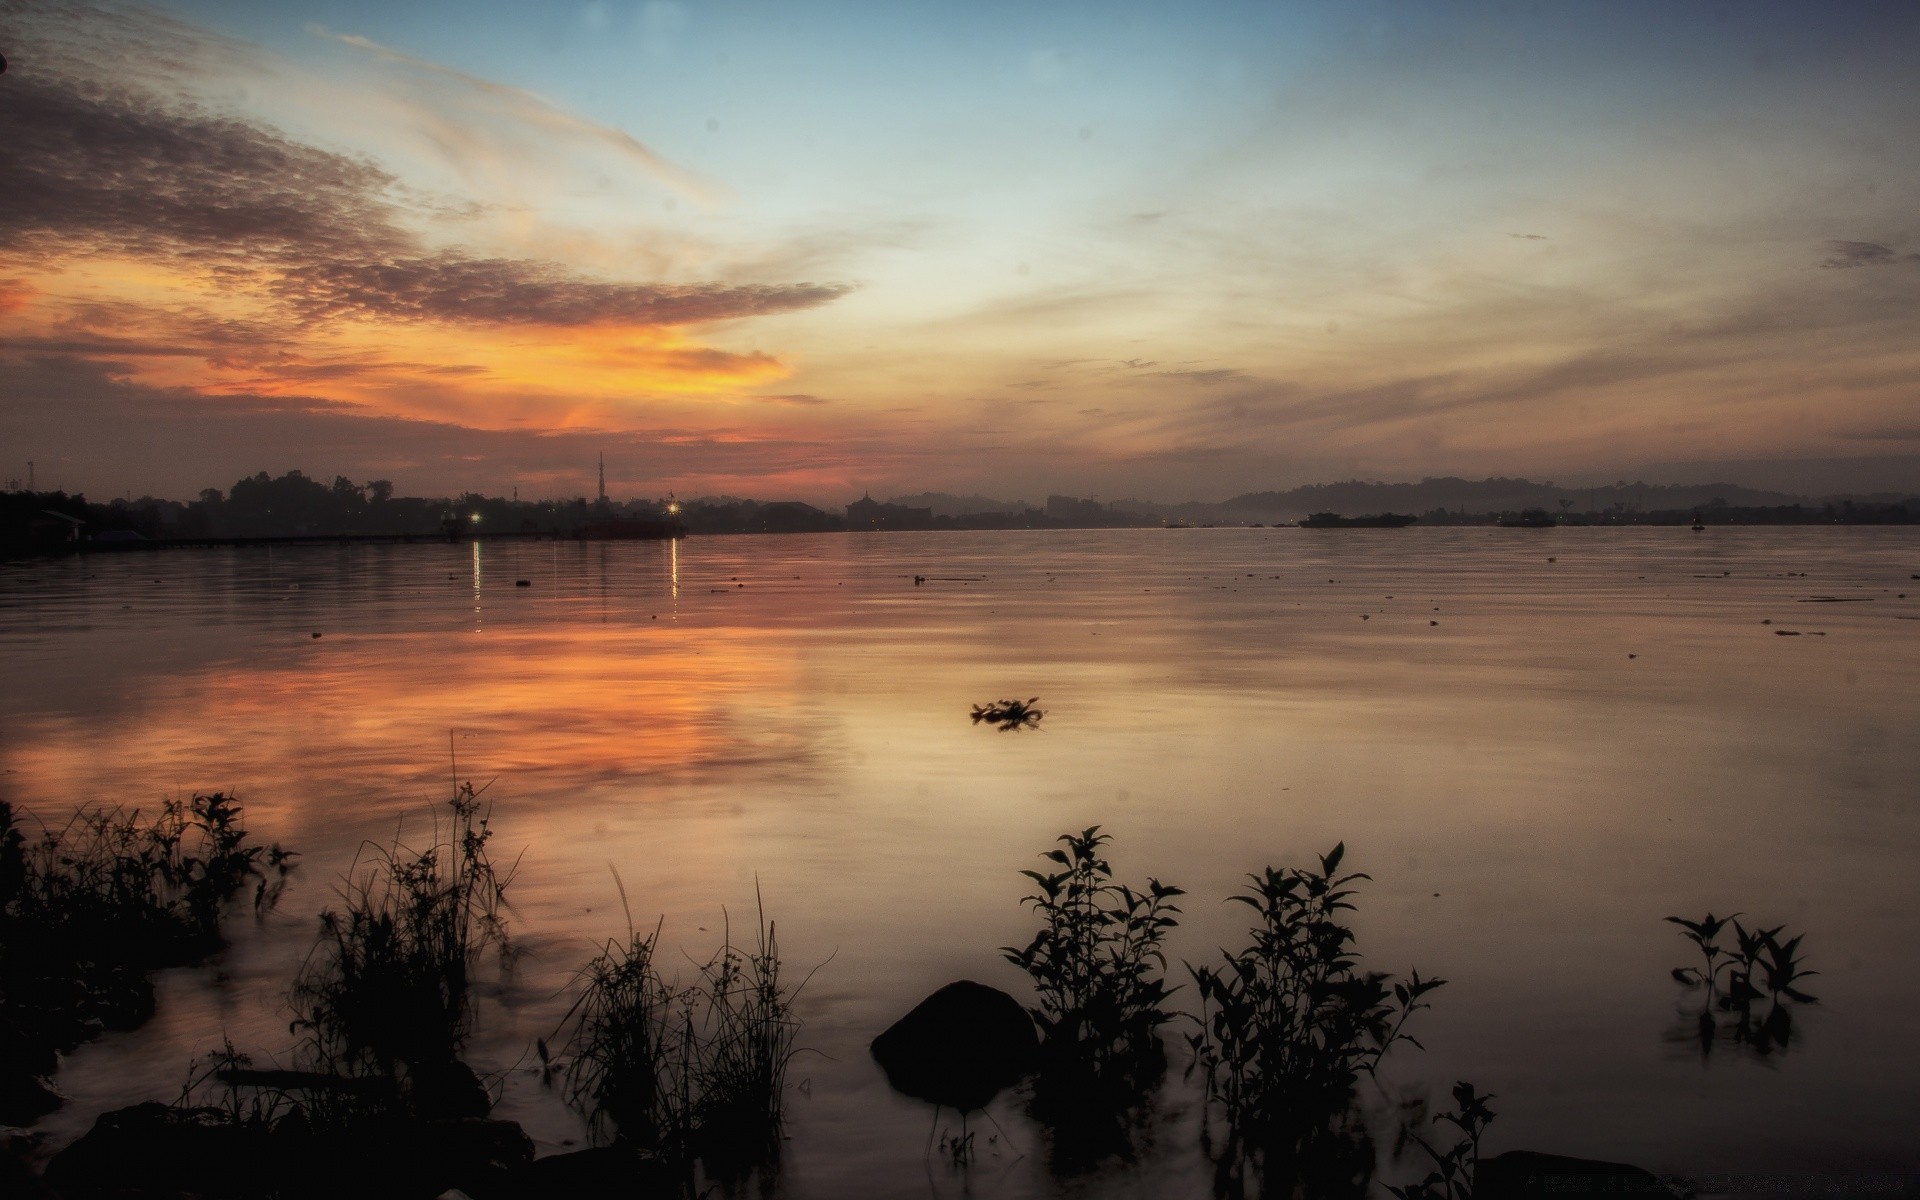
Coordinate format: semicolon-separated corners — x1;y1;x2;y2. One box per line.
508;1146;675;1198
410;1059;492;1121
2;1138;57;1200
870;980;1037;1111
1478;1150;1677;1198
0;1068;61;1127
45;1103;266;1196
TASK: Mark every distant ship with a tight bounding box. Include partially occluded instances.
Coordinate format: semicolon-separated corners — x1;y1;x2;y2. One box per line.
1296;512;1418;528
1498;509;1557;528
578;516;684;540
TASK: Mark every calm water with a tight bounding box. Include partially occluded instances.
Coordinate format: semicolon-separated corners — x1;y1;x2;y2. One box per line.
3;528;1918;1196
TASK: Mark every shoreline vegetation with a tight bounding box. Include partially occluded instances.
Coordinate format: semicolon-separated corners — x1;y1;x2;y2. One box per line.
1;790;1798;1199
7;473;1919;556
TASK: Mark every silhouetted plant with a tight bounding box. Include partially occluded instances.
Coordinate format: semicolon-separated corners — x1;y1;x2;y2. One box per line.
971;697;1045;730
1002;826;1184;1093
554;883;808;1184
1666;910;1817;1057
1388;1081;1495;1200
558;917;674;1148
8;792;291;960
1187;844;1445;1196
291;781;515;1078
0;795;292;1060
1665;912;1739;996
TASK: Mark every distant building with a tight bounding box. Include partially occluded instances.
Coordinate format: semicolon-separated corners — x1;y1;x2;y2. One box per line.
1046;495;1107;523
846;492;934;531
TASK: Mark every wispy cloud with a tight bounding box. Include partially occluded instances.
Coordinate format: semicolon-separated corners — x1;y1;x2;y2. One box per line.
275;256;847;328
1820;240;1920;269
0;61;845;330
308;25;724;208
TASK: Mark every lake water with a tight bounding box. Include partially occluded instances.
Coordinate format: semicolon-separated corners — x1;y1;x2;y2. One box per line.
3;528;1918;1196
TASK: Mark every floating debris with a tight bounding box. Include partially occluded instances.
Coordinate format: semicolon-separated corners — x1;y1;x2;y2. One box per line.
971;697;1044;731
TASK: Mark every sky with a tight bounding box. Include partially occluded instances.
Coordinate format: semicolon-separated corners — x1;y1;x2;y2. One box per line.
3;0;1918;505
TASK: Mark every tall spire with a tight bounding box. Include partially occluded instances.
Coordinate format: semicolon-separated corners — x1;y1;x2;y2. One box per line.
598;452;606;503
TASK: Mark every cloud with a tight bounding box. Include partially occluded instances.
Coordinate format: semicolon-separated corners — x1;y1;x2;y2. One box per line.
1508;233;1549;240
1820;240;1920;269
0;62;405;265
0;8;848;334
275;255;848;327
1155;367;1250;385
1837;425;1920;442
0;353;902;499
756;394;831;406
308;25;722;207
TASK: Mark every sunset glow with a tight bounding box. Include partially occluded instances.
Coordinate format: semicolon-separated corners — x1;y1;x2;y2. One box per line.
4;0;1919;502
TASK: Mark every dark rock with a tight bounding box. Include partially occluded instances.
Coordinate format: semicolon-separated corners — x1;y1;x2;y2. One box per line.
410;1059;491;1120
1478;1150;1677;1199
407;1117;535;1196
0;1068;61;1126
45;1103;268;1197
870;980;1037;1111
508;1146;676;1198
1;1142;57;1200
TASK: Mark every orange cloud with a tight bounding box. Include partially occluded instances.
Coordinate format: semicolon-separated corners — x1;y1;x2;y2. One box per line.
0;279;34;315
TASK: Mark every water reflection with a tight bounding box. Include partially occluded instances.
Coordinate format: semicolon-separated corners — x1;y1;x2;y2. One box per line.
2;529;1918;1194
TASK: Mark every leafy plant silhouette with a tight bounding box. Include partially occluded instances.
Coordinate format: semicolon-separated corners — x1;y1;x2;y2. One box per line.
1666;911;1817;1057
1002;826;1183;1097
1388;1081;1495;1200
1187;843;1445;1198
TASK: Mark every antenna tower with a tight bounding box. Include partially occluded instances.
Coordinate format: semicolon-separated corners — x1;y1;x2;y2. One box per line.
598;453;606;503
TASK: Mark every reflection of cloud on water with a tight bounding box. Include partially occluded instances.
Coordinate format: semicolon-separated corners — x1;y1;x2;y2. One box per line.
3;625;847;837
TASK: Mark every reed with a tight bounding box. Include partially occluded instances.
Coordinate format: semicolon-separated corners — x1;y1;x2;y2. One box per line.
0;794;291;1053
555;882;806;1182
290;781;514;1078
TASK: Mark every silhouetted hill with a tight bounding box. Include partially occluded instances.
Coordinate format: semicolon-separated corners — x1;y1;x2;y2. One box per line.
884;491;1034;518
1190;477;1807;521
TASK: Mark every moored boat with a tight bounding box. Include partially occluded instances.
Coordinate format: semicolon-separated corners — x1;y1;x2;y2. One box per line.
1296;512;1418;528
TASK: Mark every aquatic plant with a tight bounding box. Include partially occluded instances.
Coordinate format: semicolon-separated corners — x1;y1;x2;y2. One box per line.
291;781;515;1078
0;792;293;1107
1002;826;1184;1094
1186;844;1445;1196
558;918;675;1148
971;697;1045;730
1388;1081;1496;1200
554;883;807;1182
1666;911;1817;1056
5;792;292;961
